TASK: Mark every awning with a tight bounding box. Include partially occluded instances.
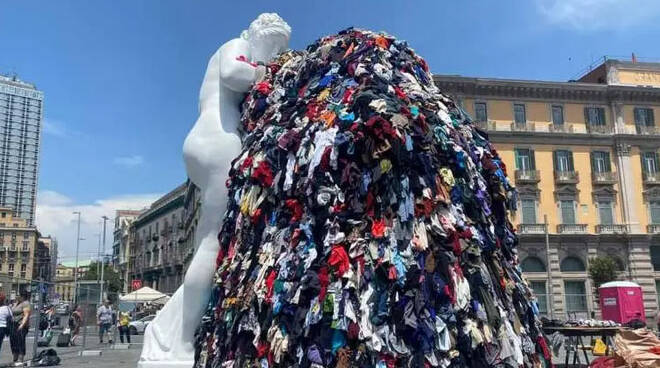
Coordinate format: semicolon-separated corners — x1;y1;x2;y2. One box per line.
119;286;167;303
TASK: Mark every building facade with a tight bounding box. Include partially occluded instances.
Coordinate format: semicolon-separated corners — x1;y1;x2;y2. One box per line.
181;181;200;272
128;183;186;295
112;209;142;293
0;207;38;295
0;75;43;225
435;59;660;321
55;259;92;304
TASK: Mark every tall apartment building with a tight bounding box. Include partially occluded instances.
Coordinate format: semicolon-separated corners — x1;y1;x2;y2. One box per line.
434;58;660;321
0;207;38;296
128;184;186;294
0;75;42;225
113;209;142;293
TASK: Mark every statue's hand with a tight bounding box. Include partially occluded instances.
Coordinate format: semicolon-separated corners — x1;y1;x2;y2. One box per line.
219;39;262;93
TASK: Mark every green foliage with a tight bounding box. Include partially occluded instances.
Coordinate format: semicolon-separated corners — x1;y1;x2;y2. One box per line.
82;261;123;297
588;256;620;294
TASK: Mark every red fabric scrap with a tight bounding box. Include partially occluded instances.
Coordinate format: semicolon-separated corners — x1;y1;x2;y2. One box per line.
329;245;350;277
318;267;329;301
371;219;386;238
235;55;257;67
265;270;277;303
255;81;272;95
251;160;274;187
256;341;270;358
285;199;303;223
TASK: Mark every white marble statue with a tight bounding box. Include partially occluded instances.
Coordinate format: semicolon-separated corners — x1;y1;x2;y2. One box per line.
138;13;291;367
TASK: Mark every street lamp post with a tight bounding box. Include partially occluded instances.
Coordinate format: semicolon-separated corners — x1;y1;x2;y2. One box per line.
100;216;109;304
73;211;81;305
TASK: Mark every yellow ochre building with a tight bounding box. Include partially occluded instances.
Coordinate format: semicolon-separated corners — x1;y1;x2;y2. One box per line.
435;59;660;322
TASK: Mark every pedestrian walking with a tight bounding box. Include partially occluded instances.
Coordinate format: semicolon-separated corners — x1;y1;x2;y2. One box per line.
0;293;13;354
9;290;31;365
118;311;131;344
69;305;82;346
96;300;114;344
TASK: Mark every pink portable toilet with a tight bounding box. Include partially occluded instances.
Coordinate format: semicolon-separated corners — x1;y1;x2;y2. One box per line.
599;281;645;324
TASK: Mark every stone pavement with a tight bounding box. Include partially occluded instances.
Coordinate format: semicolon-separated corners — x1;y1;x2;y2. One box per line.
0;329;142;368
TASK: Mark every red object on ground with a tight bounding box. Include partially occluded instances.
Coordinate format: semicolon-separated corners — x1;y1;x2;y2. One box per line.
599;281;645;324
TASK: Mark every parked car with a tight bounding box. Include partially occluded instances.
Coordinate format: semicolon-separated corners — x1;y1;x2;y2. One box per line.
129;315;156;335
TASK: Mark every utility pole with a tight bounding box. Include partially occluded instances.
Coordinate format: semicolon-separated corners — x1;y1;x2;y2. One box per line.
73;211;81;305
100;216;109;304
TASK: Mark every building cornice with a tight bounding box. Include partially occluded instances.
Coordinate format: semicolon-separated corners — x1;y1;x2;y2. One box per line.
434;75;660;104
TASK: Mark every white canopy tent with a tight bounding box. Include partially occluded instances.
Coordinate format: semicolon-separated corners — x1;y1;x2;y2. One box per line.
119;286;167;303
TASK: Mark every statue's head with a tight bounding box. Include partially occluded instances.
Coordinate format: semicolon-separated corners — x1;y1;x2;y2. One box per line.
241;13;291;63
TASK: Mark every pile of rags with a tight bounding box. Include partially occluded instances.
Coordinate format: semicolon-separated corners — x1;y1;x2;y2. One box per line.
193;28;550;368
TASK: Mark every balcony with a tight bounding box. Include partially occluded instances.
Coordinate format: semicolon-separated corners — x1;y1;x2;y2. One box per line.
511;122;535;132
549;123;574;133
595;224;628;234
475;120;496;131
592;171;617;185
587;125;613;134
636;125;660;135
515;170;541;183
643;172;660;185
648;224;660;234
517;223;547;234
554;170;579;184
557;224;588;234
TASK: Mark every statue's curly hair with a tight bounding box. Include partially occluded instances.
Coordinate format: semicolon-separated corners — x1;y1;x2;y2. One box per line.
240;13;291;41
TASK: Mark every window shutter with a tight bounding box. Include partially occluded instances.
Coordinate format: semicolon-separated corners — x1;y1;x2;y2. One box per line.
650;109;656;127
655;152;659;171
530;150;536;170
599;108;606;125
634;108;642;125
590;152;596;173
584;107;590;125
553;151;558;170
605;152;611;172
514;149;520;169
568;151;575;171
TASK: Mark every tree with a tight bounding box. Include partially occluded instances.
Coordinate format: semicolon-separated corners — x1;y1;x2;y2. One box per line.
588;256;620;296
81;261;123;300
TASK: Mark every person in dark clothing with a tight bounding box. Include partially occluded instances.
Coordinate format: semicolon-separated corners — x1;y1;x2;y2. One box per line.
10;290;31;364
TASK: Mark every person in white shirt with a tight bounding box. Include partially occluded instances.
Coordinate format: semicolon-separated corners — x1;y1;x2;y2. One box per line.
0;293;12;354
97;300;114;344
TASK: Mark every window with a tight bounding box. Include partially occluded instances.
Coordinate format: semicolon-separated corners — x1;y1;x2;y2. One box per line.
585;107;606;126
521;199;537;224
552;105;564;126
521;257;545;272
635;107;655;127
554;150;574;172
598;201;614;225
651;202;660;224
530;280;548;315
642;152;659;174
591;151;611;173
8;264;14;271
652;247;660;271
564;281;588;314
515;149;535;171
560;200;576;224
20;264;26;272
560;256;586;272
474;102;488;122
514;103;526;124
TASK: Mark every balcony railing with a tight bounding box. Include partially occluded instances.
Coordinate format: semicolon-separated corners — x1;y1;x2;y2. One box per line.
648;224;660;234
515;170;541;183
557;224;588;234
517;223;547;234
475;120;496;131
511;122;535;132
595;224;628;234
643;172;660;185
636;125;660;135
549;123;574;133
587;125;613;134
554;170;579;184
592;171;617;184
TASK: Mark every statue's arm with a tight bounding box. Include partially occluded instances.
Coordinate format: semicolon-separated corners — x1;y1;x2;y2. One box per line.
219;39;263;93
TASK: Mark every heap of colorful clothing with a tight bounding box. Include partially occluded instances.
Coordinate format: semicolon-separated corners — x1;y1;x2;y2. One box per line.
193;28;551;368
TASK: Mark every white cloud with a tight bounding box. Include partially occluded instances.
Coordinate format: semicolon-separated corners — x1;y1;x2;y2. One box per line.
535;0;660;30
113;155;145;167
35;190;160;263
42;118;67;137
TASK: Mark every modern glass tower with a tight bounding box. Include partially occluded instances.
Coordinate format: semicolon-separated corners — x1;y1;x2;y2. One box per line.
0;74;43;225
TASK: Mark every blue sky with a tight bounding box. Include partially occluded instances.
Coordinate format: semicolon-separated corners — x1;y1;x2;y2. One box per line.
2;0;660;258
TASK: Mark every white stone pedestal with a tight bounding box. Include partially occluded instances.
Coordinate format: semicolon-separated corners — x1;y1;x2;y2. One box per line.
138;361;194;368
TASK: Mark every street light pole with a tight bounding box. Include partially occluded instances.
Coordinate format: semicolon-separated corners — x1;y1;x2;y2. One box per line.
100;216;109;304
73;211;81;305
